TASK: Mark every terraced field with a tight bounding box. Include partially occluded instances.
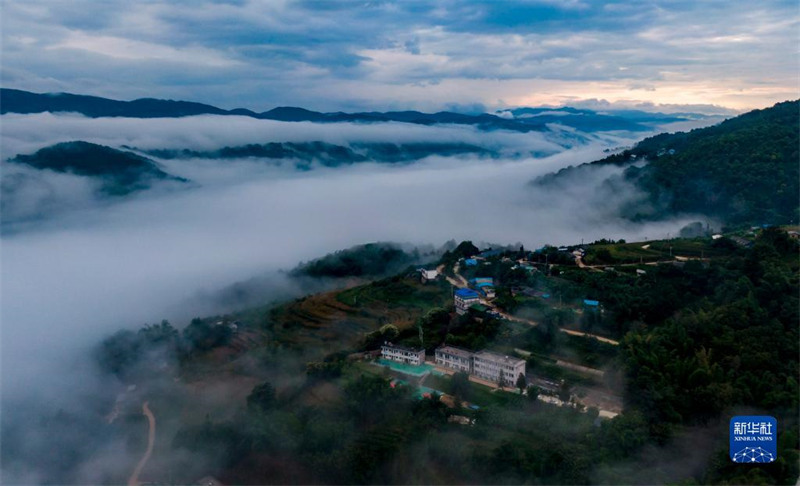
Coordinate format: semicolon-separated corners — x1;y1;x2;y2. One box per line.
268;276;451;355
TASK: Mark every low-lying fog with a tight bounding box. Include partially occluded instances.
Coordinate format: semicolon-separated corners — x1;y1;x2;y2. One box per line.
1;113;708;481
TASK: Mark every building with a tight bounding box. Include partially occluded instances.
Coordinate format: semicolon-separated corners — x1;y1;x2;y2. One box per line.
381;342;425;366
419;268;440;284
583;299;600;308
454;288;480;315
435;345;474;373
464;258;478;267
478;286;496;299
472;351;526;387
470;277;496;299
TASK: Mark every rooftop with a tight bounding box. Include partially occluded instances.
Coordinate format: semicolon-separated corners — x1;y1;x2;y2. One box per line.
470;303;489;313
382;342;424;353
583;299;600;307
436;345;474;359
474;350;526;366
455;288;479;299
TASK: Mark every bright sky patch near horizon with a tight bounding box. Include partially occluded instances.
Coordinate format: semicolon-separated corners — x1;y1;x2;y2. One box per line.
2;0;797;114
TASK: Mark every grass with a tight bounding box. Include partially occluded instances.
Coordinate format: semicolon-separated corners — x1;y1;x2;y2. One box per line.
337;276;451;312
584;237;731;265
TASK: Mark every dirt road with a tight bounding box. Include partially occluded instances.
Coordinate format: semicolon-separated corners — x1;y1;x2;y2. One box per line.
128;401;156;486
448;264;620;346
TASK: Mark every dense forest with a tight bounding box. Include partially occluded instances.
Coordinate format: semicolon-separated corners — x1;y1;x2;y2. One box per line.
290;242;426;279
9;141;186;195
55;229;797;485
535;100;800;227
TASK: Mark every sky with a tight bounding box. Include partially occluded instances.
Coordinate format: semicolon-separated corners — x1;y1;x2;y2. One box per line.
2;0;798;113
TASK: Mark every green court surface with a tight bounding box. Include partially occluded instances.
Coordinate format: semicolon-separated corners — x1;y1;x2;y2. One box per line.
375;358;434;376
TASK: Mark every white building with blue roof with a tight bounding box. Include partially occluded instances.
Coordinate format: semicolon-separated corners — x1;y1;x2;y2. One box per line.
454;288;480;315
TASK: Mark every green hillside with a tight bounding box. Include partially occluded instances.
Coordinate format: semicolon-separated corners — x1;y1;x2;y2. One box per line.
10;141;186;196
537;100;799;226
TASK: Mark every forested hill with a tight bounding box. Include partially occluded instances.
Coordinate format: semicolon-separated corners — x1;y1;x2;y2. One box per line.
535;100;800;226
9;141;186;196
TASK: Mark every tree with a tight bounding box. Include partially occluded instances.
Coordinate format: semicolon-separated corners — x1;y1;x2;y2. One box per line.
526;385;539;402
247;381;276;413
494;287;519;313
516;374;527;394
182;318;232;353
558;382;571;403
451;371;471;402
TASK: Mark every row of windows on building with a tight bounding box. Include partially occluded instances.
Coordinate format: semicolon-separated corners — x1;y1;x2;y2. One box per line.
436;346;526;386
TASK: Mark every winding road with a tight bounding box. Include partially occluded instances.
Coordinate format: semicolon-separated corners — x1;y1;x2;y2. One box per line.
444;262;620;346
128;401;156;486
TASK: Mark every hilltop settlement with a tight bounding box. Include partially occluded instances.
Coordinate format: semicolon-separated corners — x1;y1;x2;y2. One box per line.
57;225;798;485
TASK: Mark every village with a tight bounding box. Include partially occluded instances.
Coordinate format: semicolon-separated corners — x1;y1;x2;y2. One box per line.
369;244;625;420
364;228;769;421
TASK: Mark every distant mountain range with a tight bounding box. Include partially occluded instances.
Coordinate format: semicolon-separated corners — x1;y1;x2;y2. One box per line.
0;88;704;133
137;141;495;167
534;100;800;226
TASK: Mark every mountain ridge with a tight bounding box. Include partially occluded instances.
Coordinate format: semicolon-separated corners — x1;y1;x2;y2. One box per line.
1;88;704;133
534;99;800;226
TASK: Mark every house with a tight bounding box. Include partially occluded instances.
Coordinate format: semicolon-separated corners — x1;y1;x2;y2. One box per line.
469;277;496;298
469;303;489;316
730;236;754;248
636;269;647;276
518;262;535;273
435;345;474;373
419;268;440;284
448;415;475;425
788;231;799;240
472;351;526;387
454;288;480;315
464;258;478;266
470;277;494;287
583;299;600;310
470;277;496;297
479;287;496;299
381;342;425;366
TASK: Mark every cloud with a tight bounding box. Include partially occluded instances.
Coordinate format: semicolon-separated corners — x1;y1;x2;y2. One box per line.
1;1;796;112
0;112;715;482
49;31;242;67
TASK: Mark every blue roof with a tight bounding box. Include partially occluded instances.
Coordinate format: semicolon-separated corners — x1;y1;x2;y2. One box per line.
455;288;480;299
583;299;600;306
464;259;478;266
470;277;494;288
